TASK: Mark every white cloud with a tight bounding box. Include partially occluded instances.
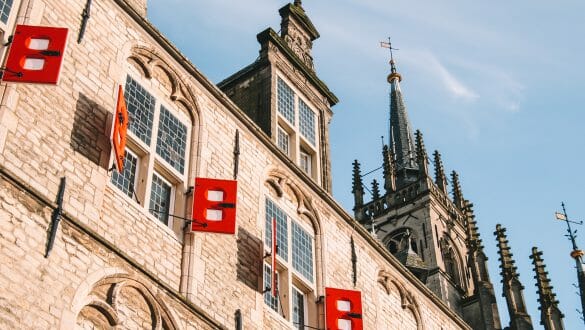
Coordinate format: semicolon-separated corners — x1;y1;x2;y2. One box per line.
402;50;479;102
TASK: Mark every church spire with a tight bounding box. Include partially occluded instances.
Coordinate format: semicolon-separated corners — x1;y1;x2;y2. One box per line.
530;247;565;330
371;179;381;200
494;224;534;330
433;150;448;194
382;39;418;182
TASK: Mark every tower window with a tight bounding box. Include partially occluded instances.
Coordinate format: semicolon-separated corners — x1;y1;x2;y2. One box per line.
300;151;311;176
277;127;290;156
275;75;320;181
125;76;156;145
299;99;315;145
277;77;295;124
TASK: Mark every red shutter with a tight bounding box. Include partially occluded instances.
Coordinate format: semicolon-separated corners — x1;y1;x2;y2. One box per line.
271;217;277;297
325;287;363;330
2;25;69;84
111;85;128;172
192;178;237;234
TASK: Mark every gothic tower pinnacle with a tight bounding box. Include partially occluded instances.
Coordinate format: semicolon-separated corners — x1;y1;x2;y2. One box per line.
530;247;564;330
494;224;534;330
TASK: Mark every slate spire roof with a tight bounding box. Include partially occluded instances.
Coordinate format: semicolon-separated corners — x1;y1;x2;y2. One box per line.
388;59;418;175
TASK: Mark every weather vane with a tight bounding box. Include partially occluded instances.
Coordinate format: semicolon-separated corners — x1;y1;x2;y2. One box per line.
380;37;399;61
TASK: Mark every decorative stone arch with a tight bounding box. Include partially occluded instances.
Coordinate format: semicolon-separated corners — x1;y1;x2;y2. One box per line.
126;45;200;123
440;234;466;290
377;269;424;330
124;43;205;184
62;269;179;330
382;227;420;255
264;168;324;296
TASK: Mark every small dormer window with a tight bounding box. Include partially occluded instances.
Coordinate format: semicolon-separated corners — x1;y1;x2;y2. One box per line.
275;76;319;180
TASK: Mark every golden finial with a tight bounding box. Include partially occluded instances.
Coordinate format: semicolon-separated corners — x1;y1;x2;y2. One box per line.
380;37;402;83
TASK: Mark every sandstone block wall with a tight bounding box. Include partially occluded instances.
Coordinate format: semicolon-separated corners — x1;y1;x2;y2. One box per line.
0;0;472;329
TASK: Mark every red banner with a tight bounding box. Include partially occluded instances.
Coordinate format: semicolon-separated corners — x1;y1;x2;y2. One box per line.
192;178;237;234
325;287;363;330
2;25;68;84
111;85;128;172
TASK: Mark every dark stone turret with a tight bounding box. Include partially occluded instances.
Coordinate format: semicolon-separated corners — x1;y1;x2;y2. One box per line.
530;247;564;330
494;224;533;330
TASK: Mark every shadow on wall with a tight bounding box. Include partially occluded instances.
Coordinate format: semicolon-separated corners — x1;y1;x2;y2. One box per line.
71;92;112;170
236;226;263;292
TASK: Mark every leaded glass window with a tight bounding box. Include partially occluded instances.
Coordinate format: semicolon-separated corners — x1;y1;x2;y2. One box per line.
292;286;305;330
277;78;295;124
111;151;138;198
298;100;315;145
265;198;288;261
0;0;13;24
277;127;290;156
263;264;279;312
149;173;172;225
156;106;187;173
125;76;156;145
292;221;314;282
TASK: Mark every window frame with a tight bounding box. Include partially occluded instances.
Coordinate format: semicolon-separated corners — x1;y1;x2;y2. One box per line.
263;196;316;326
274;73;320;181
109;71;192;234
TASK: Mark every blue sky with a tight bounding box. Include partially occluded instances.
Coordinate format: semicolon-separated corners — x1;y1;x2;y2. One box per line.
148;1;585;328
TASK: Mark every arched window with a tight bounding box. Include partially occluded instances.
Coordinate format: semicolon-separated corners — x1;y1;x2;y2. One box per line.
442;243;462;287
110;67;192;235
263;196;318;329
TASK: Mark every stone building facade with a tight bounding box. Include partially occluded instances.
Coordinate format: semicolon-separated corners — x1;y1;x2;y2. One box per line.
0;0;564;329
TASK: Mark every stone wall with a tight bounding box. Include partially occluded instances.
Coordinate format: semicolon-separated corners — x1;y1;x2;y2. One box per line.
0;0;472;329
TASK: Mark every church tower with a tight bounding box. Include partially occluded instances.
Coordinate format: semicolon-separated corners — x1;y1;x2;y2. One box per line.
352;53;502;329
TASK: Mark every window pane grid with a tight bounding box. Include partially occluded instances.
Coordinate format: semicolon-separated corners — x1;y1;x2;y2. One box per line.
263;264;279;312
277;78;295;124
111;151;138;199
298;100;315;145
292;221;314;282
156;106;187;173
125;76;156;146
265;199;289;261
0;0;13;23
292;287;305;330
277;127;289;155
149;173;172;225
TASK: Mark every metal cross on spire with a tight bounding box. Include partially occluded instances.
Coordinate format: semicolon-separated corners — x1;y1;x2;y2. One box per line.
380;37;399;61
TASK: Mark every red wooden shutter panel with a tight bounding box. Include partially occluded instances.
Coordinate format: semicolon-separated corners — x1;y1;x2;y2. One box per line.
192;178;237;234
2;25;69;84
325;287;363;330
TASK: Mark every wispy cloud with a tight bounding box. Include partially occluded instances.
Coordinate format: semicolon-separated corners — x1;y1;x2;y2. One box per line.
402;50;479;102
